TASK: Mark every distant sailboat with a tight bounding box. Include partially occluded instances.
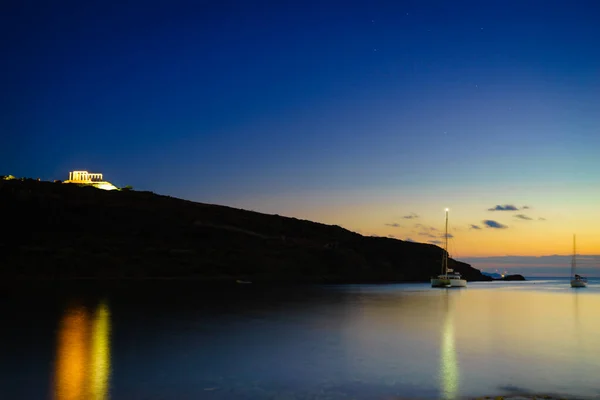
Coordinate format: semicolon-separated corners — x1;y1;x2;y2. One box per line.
431;209;467;288
570;234;587;288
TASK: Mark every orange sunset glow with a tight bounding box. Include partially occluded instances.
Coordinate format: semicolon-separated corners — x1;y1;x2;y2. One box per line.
232;189;600;259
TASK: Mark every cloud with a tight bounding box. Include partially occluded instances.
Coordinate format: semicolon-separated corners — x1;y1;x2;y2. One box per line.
470;224;482;230
538;217;546;221
402;212;419;219
522;206;530;209
429;240;443;245
414;223;437;231
388;234;396;238
418;232;437;238
514;214;533;220
385;223;402;228
440;233;454;239
488;204;519;211
482;220;508;229
405;237;415;242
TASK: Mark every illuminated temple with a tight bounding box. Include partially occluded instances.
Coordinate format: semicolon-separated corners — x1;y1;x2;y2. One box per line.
64;171;118;191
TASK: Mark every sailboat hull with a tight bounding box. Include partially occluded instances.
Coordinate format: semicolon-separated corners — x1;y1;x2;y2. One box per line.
431;278;451;288
571;280;587;288
449;279;467;287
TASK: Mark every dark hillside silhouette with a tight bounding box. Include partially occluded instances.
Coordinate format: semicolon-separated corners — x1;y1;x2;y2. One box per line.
1;178;492;283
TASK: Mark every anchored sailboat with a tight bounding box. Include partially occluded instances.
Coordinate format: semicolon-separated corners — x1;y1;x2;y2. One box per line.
570;234;587;288
431;209;467;288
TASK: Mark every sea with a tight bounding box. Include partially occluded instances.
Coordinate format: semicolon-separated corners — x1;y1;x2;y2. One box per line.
2;277;600;399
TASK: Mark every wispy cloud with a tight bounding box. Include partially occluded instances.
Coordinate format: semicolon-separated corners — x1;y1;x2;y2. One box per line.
470;224;482;230
522;205;530;209
482;220;508;229
538;217;546;221
429;240;443;245
405;237;415;242
488;204;519;211
385;223;402;228
414;223;437;231
440;233;454;239
388;234;396;238
514;214;533;220
402;212;419;219
419;232;437;238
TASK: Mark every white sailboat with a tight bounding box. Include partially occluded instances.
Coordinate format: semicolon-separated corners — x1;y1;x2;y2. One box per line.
431;209;467;288
570;234;587;288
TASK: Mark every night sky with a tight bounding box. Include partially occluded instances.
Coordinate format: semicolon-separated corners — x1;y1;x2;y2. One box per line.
3;1;600;261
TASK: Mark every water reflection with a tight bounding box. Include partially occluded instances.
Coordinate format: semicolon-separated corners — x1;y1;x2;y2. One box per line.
572;291;584;351
90;302;110;400
54;301;111;400
55;306;89;400
4;282;599;400
440;291;459;399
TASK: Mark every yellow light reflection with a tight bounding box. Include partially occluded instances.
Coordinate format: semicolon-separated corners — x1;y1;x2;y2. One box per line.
54;301;111;400
90;302;111;400
55;306;89;400
440;292;459;399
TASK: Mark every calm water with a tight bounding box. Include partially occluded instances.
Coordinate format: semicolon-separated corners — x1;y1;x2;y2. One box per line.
2;279;600;399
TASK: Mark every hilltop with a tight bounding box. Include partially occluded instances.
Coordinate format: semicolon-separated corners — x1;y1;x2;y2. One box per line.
0;178;492;283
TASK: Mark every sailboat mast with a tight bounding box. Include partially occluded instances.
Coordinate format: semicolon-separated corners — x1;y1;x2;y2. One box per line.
571;234;576;278
444;208;449;275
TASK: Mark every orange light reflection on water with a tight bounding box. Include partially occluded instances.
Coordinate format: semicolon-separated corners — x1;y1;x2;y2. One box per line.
90;302;110;400
55;306;89;400
54;302;111;400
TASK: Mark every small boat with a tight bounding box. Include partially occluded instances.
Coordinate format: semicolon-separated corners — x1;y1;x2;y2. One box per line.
431;276;451;288
570;234;587;288
432;208;467;288
446;269;467;288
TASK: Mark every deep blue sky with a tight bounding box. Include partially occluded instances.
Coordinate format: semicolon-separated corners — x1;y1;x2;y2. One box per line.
3;0;600;212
